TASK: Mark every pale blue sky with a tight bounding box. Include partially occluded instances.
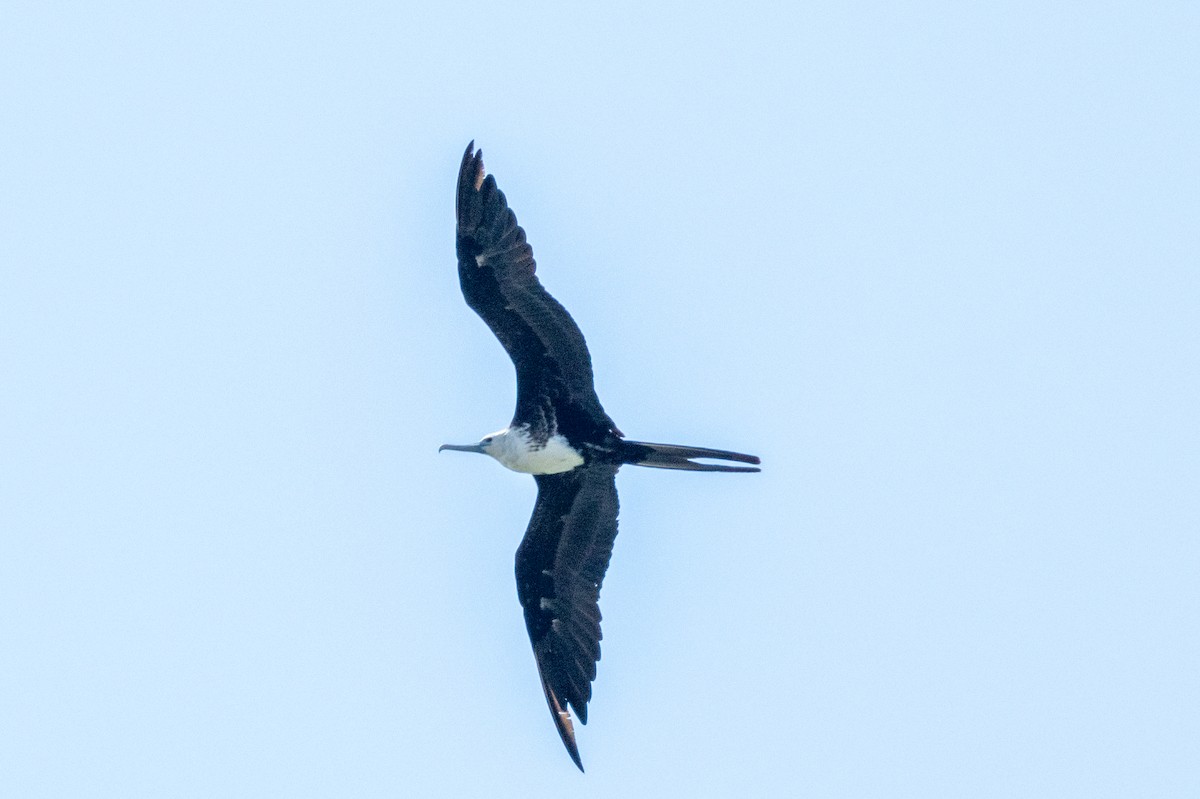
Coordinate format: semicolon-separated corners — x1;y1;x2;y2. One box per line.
2;2;1197;796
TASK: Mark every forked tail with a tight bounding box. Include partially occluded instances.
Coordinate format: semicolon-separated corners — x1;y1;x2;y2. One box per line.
622;440;761;473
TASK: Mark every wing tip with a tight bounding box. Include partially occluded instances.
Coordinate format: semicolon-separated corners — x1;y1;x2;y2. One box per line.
457;142;488;226
461;140;484;189
538;666;586;772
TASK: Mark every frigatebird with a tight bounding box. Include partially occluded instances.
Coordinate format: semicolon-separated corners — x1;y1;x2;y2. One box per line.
440;142;760;771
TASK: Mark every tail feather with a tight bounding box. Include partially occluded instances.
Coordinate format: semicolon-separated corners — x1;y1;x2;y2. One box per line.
624;440;761;473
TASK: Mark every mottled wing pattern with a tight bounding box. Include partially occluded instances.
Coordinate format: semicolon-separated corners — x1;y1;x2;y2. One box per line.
515;465;621;771
454;143;615;435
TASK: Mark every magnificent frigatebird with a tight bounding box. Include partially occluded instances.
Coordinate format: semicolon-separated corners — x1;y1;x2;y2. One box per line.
441;142;760;771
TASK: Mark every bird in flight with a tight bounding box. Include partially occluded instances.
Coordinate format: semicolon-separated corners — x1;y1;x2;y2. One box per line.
441;142;760;771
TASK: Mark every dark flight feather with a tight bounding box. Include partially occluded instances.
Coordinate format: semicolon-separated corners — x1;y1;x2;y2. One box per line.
455;143;618;441
515;465;621;772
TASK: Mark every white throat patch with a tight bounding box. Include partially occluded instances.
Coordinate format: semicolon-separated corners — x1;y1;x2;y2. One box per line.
484;426;584;475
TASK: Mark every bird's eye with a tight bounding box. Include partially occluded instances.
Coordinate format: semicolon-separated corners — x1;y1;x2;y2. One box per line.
482;436;493;444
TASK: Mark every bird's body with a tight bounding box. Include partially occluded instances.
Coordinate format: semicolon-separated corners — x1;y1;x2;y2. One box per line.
472;425;583;474
441;143;760;771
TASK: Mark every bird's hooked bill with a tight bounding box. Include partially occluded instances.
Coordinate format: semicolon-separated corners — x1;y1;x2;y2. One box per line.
438;443;486;454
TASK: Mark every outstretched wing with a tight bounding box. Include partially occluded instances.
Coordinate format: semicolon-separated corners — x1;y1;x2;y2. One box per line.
455;142;616;437
515;465;621;771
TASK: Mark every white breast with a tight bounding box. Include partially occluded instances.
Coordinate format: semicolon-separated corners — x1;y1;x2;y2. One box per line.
486;427;584;475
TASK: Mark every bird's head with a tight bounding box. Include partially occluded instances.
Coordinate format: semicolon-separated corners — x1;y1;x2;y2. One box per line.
440;426;553;474
438;432;501;459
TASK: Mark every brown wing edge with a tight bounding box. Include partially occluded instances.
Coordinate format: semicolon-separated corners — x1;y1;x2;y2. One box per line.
535;658;585;772
456;141;483;224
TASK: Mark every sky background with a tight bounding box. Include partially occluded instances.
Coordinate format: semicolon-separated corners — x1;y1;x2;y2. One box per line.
2;2;1198;796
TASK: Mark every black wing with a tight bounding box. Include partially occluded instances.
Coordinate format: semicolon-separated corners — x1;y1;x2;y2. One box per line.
515;465;621;771
455;142;617;439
